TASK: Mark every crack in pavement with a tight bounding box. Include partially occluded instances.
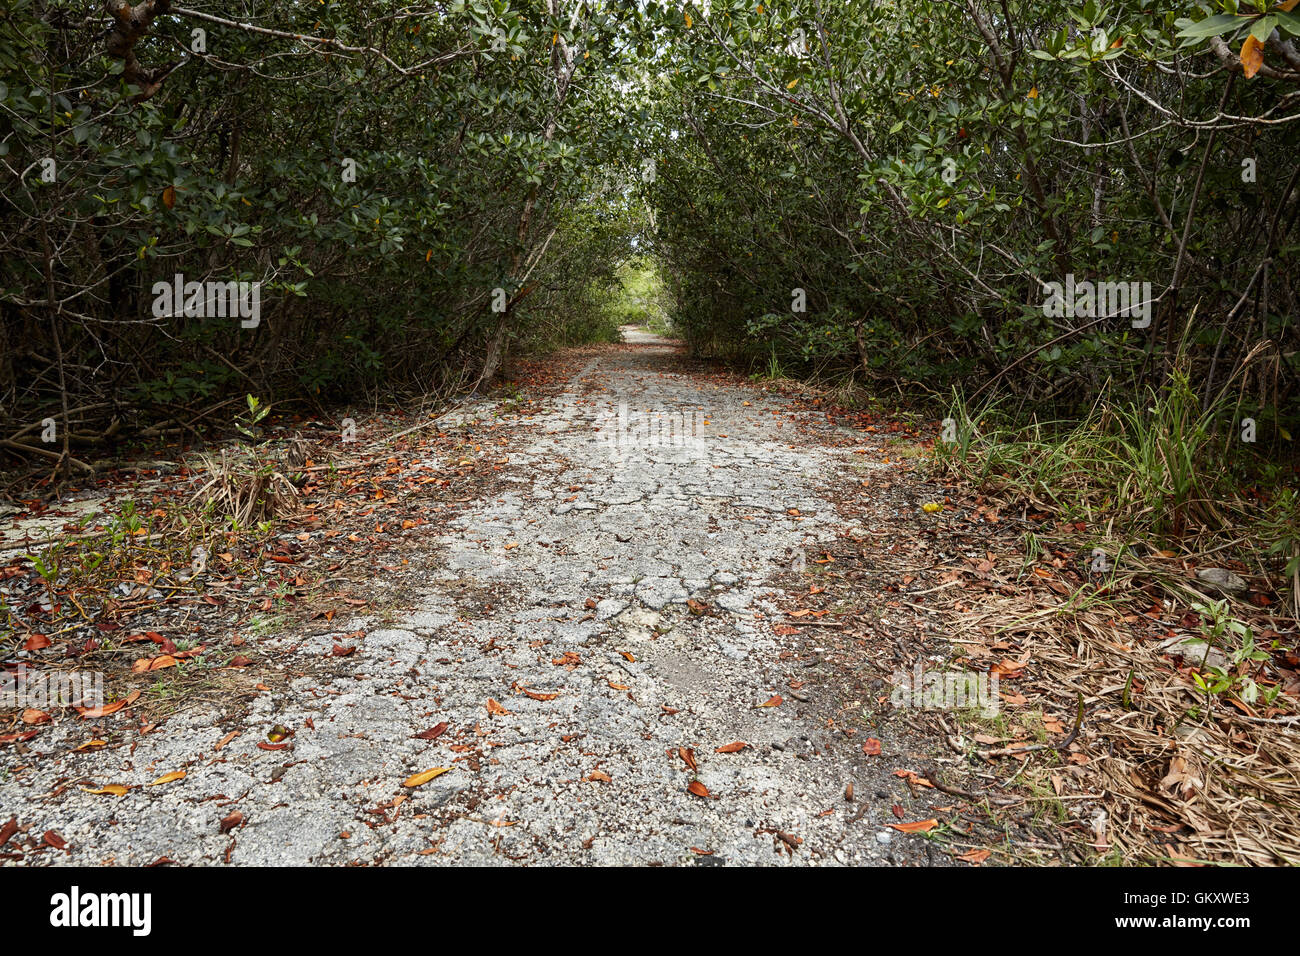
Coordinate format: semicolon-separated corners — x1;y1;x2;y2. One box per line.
1;338;941;866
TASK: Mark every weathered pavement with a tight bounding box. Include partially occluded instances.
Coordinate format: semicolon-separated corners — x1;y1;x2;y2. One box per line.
2;331;945;866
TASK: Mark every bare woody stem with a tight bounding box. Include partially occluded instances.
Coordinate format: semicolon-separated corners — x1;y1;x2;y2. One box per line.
104;0;174;101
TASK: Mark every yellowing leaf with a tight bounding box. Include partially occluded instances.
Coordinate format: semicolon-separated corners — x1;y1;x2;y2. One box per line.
403;767;451;788
1027;86;1038;99
83;785;129;796
149;770;186;786
786;78;799;89
1241;35;1264;79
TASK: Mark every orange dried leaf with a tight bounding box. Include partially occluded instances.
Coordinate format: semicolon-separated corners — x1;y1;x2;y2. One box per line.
888;818;939;833
76;689;139;718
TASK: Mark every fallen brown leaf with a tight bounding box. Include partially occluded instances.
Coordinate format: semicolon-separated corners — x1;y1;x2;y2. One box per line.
416;722;449;740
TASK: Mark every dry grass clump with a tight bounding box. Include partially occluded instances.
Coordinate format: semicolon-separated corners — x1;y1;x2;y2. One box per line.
192;446;300;526
933;549;1300;866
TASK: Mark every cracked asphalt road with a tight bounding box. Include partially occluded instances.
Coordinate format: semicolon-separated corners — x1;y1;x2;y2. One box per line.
1;330;946;866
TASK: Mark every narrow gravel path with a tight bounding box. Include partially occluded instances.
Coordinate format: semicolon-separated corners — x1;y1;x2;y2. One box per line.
2;332;945;866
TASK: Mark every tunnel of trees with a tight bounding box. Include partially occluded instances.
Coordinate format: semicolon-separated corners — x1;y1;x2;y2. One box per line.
2;1;1298;512
6;0;1300;873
